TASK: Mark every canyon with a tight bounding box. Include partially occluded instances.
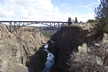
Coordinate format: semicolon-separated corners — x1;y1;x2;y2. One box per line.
0;23;107;72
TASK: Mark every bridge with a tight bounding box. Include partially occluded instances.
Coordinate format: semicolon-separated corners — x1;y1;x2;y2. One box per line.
0;21;72;32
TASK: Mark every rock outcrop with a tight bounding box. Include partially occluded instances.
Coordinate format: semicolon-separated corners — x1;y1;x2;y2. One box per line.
0;24;47;72
51;26;88;72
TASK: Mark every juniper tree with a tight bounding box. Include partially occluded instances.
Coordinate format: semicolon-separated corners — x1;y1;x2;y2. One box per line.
95;0;108;33
75;17;78;23
68;17;72;25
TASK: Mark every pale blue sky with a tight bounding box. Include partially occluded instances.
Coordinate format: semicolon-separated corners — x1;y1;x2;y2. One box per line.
52;0;100;21
0;0;100;22
52;0;99;13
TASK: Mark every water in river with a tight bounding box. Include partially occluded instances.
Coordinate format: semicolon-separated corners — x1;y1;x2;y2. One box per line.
41;40;55;72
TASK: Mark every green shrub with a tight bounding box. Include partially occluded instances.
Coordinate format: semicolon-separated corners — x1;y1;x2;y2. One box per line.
95;0;108;36
41;31;56;38
87;19;97;23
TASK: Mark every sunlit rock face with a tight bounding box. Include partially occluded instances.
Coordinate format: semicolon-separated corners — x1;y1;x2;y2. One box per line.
0;24;47;72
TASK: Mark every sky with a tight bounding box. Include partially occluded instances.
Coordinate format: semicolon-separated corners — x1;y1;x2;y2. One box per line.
0;0;100;22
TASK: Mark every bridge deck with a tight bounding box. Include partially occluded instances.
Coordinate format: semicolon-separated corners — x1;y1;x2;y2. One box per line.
0;21;69;23
0;21;71;32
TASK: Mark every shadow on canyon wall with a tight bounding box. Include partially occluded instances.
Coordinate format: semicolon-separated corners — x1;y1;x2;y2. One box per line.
27;26;89;72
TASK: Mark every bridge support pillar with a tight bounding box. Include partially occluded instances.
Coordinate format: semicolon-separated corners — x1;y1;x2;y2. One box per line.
23;22;24;26
57;23;60;30
9;22;12;32
13;22;16;31
50;23;51;27
54;23;55;28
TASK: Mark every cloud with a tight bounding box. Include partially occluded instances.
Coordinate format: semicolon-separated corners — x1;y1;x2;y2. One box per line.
78;2;99;13
0;0;65;21
97;0;100;3
60;3;68;8
0;0;95;22
79;2;98;9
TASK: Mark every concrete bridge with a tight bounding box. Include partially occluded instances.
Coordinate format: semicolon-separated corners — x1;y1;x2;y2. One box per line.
0;21;72;32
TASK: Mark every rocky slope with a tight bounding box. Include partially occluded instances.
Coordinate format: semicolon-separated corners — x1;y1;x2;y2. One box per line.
23;25;90;72
49;25;107;72
68;34;108;72
0;24;47;72
50;26;89;72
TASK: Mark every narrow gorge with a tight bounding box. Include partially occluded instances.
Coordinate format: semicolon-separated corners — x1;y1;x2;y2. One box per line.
27;26;88;72
0;24;93;72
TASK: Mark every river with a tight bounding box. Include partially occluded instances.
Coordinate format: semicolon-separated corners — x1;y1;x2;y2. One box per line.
41;40;55;72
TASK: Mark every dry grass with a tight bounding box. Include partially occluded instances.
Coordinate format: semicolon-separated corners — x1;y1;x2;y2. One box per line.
68;42;108;72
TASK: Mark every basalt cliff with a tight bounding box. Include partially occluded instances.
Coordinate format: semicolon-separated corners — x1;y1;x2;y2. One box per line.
0;24;47;72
